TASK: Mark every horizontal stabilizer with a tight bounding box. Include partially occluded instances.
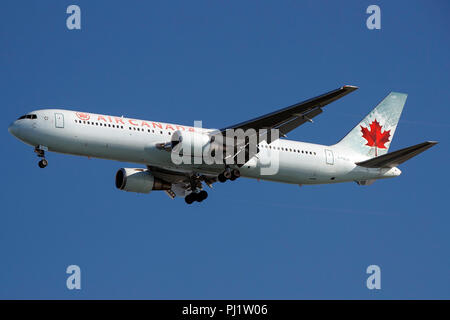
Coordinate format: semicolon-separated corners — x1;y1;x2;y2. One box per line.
355;141;438;168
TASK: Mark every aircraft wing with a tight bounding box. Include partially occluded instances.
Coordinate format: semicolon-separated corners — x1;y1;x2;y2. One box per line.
212;85;358;165
355;141;438;168
218;85;358;140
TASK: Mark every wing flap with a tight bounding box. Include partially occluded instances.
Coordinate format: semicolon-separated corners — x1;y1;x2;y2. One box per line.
355;141;438;168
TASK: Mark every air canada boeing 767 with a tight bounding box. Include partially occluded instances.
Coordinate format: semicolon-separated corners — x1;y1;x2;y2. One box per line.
8;86;437;204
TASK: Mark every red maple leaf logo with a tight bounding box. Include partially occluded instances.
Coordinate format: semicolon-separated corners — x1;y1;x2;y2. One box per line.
360;119;390;156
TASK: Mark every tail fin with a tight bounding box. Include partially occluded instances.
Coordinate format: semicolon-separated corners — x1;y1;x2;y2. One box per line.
335;92;407;157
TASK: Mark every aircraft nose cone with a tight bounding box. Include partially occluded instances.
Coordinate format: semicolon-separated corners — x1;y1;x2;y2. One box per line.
8;122;19;137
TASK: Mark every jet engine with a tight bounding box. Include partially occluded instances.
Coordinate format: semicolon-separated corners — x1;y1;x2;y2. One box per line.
115;168;171;193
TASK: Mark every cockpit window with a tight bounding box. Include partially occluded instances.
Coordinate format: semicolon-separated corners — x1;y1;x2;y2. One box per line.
17;114;37;120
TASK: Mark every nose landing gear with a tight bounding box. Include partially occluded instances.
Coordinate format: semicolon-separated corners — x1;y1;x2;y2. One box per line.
38;159;48;168
35;145;48;168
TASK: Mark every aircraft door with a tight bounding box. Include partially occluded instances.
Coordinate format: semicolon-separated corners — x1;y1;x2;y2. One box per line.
325;149;334;165
55;113;64;128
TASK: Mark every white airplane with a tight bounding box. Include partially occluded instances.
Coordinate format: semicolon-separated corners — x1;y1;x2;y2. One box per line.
8;86;437;204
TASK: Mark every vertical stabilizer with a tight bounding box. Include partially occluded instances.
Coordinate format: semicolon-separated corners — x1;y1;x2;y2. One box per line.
335;92;407;157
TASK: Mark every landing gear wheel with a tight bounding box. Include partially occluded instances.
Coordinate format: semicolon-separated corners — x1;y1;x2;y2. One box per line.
231;169;240;179
223;167;232;179
38;159;48;168
219;168;240;182
185;190;208;204
198;190;208;202
218;173;227;183
185;193;195;204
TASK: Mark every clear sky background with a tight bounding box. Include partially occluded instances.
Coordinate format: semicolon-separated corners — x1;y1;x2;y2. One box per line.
1;0;449;299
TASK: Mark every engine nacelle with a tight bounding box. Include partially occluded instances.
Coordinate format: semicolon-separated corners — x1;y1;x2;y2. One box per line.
115;168;171;194
171;130;211;156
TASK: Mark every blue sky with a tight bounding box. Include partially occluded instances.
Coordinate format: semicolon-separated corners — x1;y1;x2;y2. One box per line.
1;0;449;299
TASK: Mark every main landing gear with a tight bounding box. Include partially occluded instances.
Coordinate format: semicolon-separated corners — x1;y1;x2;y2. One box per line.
184;175;209;204
218;167;240;183
185;190;208;204
35;146;48;168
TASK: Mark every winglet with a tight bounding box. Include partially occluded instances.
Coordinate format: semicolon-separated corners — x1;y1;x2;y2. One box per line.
339;85;358;96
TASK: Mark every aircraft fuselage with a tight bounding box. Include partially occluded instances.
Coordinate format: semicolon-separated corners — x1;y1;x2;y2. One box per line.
8;109;401;185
